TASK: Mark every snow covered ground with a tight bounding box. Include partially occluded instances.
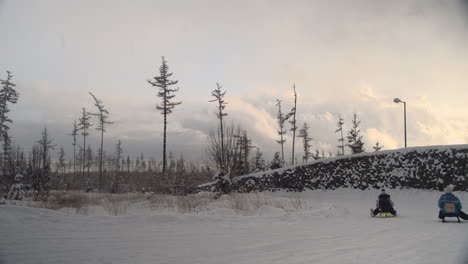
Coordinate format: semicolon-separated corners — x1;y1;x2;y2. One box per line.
2;189;468;264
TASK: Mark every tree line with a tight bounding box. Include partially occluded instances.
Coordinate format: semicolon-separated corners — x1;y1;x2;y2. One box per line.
1;57;386;199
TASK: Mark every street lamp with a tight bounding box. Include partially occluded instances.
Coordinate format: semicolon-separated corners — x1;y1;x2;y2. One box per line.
393;98;407;148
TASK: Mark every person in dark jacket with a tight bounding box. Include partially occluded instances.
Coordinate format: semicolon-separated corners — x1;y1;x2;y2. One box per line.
438;184;468;221
371;189;397;216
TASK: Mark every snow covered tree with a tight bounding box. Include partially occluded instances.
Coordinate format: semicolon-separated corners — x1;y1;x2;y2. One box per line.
275;99;292;163
346;113;365;154
313;149;321;160
252;148;265;172
78;108;92;176
148;57;182;175
211;170;231;194
373;142;383;152
270;152;284;170
209;82;228;171
298;122;312;162
289;84;298;165
335;114;345;156
89;92;113;191
7;173;24;200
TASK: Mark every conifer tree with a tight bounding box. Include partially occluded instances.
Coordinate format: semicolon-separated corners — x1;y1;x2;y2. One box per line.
78;108;92;176
298;122;312;162
57;146;66;175
69;121;78;174
0;71;19;185
115;140;123;172
148;57;182;174
85;145;93;177
289;84;298;165
209;83;228;171
37;127;56;172
270;152;283;170
275;99;292;163
346;113;365;154
252;148;265;172
89;92;113;191
335;114;345;156
31;128;55;199
373;142;383;152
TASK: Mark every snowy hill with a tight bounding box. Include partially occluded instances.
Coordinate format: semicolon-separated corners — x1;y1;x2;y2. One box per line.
203;145;468;192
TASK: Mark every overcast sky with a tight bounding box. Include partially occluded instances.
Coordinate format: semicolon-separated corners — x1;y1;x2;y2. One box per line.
1;0;468;162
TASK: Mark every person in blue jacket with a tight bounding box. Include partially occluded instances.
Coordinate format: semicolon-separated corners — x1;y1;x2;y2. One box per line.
438;184;468;221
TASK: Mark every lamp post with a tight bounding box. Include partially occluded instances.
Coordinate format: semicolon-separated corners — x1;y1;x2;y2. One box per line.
393;98;407;148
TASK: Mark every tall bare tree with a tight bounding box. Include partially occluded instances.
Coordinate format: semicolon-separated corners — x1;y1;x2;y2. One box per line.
335;114;345;156
209;82;228;171
289;84;298;165
148;57;182;174
78;108;92;176
89;92;113;191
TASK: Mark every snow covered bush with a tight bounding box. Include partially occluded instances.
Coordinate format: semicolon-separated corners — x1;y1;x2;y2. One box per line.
223;145;468;192
211;171;232;194
7;174;25;200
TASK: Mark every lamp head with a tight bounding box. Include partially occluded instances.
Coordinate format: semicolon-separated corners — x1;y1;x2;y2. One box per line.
393;98;402;103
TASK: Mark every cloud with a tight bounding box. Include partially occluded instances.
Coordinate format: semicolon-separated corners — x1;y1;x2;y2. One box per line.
2;0;468;163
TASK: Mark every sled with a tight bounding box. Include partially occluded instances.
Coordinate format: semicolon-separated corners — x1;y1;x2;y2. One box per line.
374;212;396;218
440;201;461;223
371;208;396;218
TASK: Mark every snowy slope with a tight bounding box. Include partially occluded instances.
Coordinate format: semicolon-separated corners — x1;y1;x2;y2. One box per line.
2;189;468;264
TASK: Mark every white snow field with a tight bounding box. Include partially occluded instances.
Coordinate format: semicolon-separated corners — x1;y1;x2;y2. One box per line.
1;189;468;264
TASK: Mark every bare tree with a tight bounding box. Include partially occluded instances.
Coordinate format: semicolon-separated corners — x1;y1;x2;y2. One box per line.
206;123;243;176
148;57;182;174
298;122;312;162
78;108;92;176
335;114;345;156
89;92;113;191
289;84;298;165
209;82;228;171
